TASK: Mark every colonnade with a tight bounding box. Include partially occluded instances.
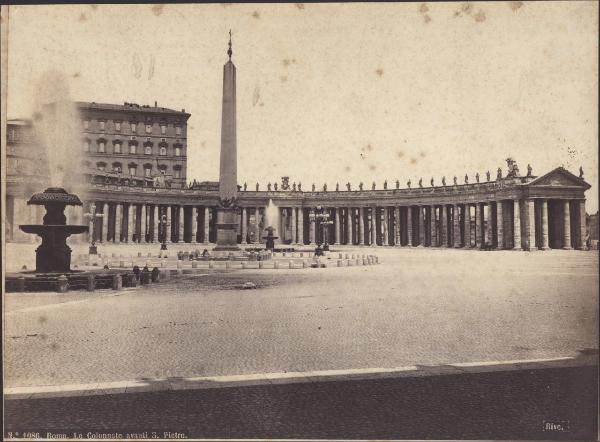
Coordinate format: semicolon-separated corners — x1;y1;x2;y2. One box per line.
86;202;216;245
7;196;589;251
266;198;587;250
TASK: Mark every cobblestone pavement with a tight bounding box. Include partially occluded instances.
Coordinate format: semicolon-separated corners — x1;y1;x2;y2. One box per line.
4;248;598;388
4;366;597;439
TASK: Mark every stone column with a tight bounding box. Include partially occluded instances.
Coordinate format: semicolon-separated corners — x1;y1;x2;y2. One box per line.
430;206;437;247
152;204;160;244
178;205;185;243
347;208;354;245
297;208;304;245
407;206;413;247
289;208;296;244
417;206;424;246
370;207;377;246
115;203;122;243
475;203;482;248
513;200;522;250
563;200;571;249
525;199;535;251
240;207;248;244
335;208;341;245
496;201;504;249
140;204;147;243
204;207;210;244
127;204;134;243
540;199;549;250
309;209;316;245
166;205;172;243
359;207;365;245
191;206;198;244
101;202;109;243
382;207;388;246
395;207;401;246
463;204;471;248
483;203;490;247
578;200;587;250
441;205;448;247
453;204;461;247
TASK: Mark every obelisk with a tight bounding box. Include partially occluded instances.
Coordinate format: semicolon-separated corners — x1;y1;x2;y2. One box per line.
214;31;241;251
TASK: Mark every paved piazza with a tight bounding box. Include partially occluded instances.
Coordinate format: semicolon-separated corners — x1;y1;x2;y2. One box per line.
4;246;598;389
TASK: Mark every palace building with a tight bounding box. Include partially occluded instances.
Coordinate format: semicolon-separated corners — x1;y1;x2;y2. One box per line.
5;49;592;251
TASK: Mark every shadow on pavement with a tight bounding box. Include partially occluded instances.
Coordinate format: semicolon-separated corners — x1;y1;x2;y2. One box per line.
4;365;597;439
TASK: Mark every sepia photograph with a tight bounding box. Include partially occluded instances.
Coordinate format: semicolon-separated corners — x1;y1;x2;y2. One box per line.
2;2;598;440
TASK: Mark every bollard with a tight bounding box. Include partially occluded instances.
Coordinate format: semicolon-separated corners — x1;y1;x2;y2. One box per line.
141;268;151;284
56;275;69;293
86;275;95;292
160;270;170;281
16;277;25;292
112;274;122;290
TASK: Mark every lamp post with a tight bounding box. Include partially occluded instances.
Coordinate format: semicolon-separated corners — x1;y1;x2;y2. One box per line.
158;212;168;251
309;206;334;252
83;202;104;255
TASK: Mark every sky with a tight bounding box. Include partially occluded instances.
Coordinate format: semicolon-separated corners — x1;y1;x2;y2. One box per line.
5;2;599;211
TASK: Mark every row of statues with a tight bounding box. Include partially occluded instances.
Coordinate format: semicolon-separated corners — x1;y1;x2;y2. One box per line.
191;160;587;192
239;163;536;192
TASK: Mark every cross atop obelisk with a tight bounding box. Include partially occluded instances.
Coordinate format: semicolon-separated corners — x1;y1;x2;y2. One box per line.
214;30;240;251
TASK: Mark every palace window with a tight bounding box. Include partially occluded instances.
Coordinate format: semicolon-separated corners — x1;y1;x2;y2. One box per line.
97;140;106;153
158;165;167;175
99;120;105;130
161;124;167;135
128;163;137;176
112;162;122;173
175;146;181;156
83;120;90;130
145;123;152;134
129;142;137;154
175;125;181;136
83;139;90;152
173;165;181;179
113;141;122;154
159;145;167;156
130;122;137;133
144;164;152;177
115;121;121;131
96;162;106;172
145;145;152;155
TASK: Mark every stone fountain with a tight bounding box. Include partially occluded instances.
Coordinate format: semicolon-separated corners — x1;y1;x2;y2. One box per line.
262;226;279;251
19;187;88;273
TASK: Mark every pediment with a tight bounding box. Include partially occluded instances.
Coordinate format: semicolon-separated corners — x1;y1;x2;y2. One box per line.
528;167;591;189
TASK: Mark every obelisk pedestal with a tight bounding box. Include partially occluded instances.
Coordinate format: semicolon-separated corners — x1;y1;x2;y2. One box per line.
214;33;241;252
